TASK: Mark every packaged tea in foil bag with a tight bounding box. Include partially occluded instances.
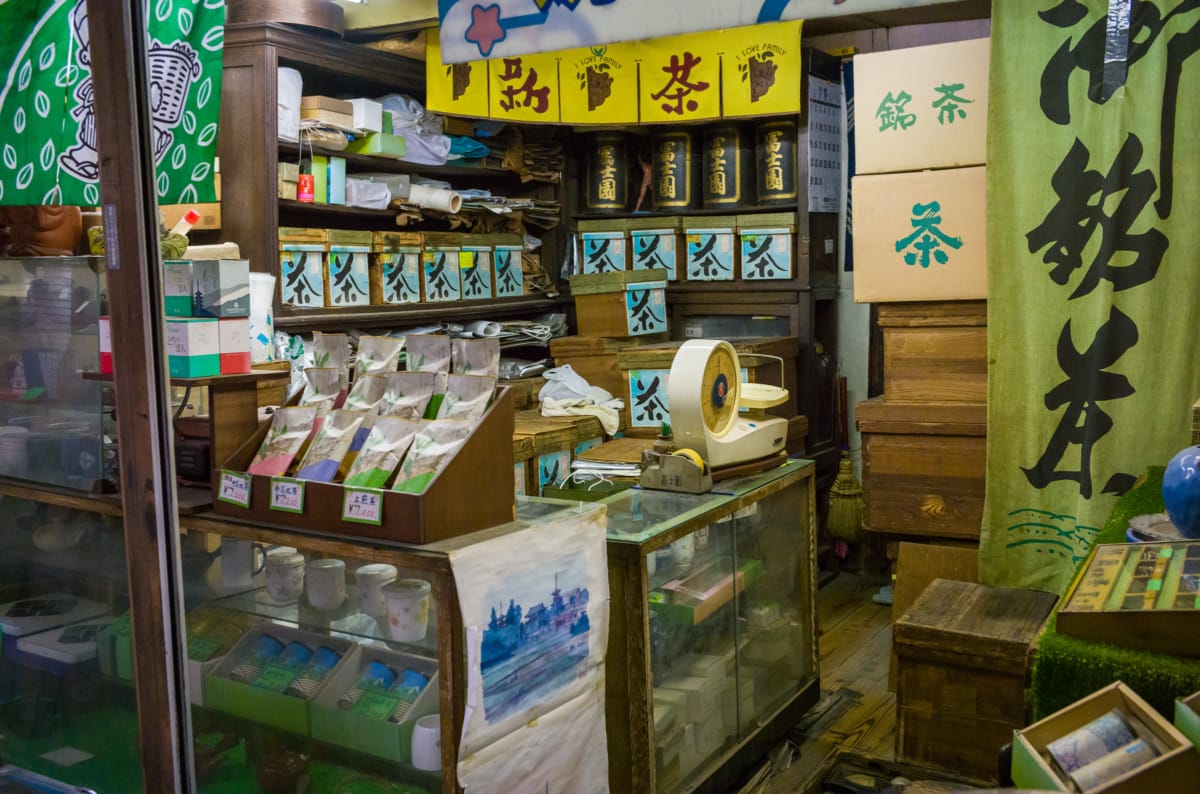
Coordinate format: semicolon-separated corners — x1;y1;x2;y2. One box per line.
343;417;421;489
404;333;451;373
294;410;366;482
392;419;473;494
452;337;501;377
312;332;351;388
380;371;436;420
355;335;405;379
247;407;318;477
437;374;496;424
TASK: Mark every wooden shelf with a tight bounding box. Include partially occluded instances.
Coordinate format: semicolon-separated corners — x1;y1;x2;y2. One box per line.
275;295;565;330
278;141;518;181
83;369;290;388
278;198;397;220
0;477;212;516
574;204;798;221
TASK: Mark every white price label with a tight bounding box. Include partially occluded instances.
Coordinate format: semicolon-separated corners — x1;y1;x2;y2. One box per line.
217;469;251;508
342;487;384;525
270;477;305;514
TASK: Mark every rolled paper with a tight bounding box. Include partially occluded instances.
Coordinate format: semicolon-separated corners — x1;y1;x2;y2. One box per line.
408;184;462;214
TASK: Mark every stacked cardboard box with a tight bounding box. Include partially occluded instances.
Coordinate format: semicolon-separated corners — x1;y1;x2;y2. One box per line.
162;258;251;378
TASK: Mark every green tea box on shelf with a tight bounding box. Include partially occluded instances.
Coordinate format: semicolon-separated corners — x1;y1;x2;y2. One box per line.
345;132;408;159
311;646;440;763
685;217;738;281
460;241;493;300
628;217;683;282
370;231;423;305
279;227;327;307
218;318;251;375
422;233;462;303
311;154;329;204
493;237;524;298
738;213;796;281
163;259;193;316
192;258;251;318
570;269;668;338
324;230;372;308
166;318;220;378
579;221;627;274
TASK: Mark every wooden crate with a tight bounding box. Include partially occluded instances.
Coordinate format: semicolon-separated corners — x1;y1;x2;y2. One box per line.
879;301;986;403
253;361;292;408
548;335;665;401
857;397;986;540
513;411;606;495
570;270;668;338
894;579;1057;780
513;434;534;496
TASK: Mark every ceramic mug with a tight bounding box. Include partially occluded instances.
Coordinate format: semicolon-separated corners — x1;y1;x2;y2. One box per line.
384;578;431;643
411;713;442;772
220;538;266;591
265;550;305;602
305;558;347;611
355;563;398;618
673;534;696;568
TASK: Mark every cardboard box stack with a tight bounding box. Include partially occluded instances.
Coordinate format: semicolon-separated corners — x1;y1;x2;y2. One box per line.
164;258;251;378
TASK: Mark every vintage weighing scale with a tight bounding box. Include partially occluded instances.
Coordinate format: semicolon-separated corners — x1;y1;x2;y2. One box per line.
641;340;789;492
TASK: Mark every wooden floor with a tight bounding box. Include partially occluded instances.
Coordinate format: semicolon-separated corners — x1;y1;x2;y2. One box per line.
750;573;898;793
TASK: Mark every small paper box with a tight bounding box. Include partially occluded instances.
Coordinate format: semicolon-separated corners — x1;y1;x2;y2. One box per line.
277;162;299;200
422;247;461;302
324;246;371;307
327;157;347;206
659;676;720;723
739;228;794;280
349;98;383;133
460;245;493;300
1174;692;1200;749
581;230;627;274
685;227;736;281
301;95;353;114
345;133;408;159
381;110;394;135
99;316;113;374
279;245;326;307
163;259;194;316
311;646;440;763
311;154;329;203
630;229;679;281
493;244;524;297
166;318;220;378
1012;681;1200;792
192;258;251;318
218;318;251;375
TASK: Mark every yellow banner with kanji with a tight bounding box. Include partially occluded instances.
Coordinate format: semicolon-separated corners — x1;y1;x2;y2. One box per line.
720;20;803;117
488;52;561;123
637;30;721;123
426;29;489;117
558;43;639;125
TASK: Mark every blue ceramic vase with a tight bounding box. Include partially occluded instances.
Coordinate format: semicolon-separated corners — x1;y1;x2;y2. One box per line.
1163;445;1200;539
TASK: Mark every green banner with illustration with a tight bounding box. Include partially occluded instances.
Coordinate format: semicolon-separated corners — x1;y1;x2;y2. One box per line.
981;0;1200;593
0;0;225;207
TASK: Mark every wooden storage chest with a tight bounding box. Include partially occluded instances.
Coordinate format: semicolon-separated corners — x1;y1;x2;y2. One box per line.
878;300;987;403
894;579;1057;780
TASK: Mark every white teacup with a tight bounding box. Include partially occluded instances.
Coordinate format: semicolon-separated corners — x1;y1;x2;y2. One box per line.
355;563;398;618
265;550;305;602
673;534;696;567
305;558;346;611
411;713;441;772
384;578;431;643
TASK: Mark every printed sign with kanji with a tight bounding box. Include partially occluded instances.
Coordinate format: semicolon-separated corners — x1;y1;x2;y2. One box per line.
426;28;489;117
559;43;639;124
721;20;802;117
489;52;560;122
638;31;720;123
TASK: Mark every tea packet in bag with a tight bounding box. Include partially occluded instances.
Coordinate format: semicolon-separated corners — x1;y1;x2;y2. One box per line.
355;335;405;379
404;333;451;373
392;419;473;494
437;374;496;424
379;371;436;420
452;337;501;377
299;368;344;416
343;374;388;413
247;407;318;476
343;417;420;489
312;332;351;388
295;410;366;482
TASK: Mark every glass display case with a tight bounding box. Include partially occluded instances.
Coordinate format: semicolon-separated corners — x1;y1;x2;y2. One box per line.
601;459;817;794
0;257;111;493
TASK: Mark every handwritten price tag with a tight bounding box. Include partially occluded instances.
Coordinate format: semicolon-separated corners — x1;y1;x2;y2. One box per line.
217;469;251;508
270;477;305;514
342;487;384;525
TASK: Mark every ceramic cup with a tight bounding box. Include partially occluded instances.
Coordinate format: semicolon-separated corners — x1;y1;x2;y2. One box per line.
220;538;266;591
265;550;305;602
411;714;442;772
305;558;347;611
645;551;657;577
673;534;696;567
355;563;398;618
384;578;431;643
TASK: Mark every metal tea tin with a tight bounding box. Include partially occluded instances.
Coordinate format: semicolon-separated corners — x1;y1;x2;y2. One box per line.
582;132;630;213
702;122;753;208
652;129;701;211
755;119;797;205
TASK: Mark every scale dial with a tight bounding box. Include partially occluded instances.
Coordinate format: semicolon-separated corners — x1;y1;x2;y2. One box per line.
701;342;739;437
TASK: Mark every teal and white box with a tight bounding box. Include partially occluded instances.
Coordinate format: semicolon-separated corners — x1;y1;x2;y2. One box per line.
325;246;371;307
460;245;493;300
631;229;678;280
739;228;793;280
685;228;736;281
166;318;220;378
327;157;347;206
280;245;326;307
422;247;461;302
192;258;250;318
582;230;627;274
378;247;421;304
624;280;668;336
163;259;193;316
493;244;524;297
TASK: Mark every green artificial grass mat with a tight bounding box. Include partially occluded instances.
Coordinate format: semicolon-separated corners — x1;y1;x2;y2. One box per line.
1030;467;1200;719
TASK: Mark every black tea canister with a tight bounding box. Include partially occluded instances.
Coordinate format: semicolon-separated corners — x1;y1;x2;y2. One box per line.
755;119;797;205
702;122;753;209
582;132;630;213
652;129;702;211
